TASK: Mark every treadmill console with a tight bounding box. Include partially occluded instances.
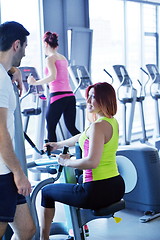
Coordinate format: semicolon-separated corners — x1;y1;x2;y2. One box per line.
19;67;44;94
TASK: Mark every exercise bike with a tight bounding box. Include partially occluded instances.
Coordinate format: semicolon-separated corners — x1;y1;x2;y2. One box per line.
28;143;125;240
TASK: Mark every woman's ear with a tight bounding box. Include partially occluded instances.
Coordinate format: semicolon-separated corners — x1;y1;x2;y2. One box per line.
44;42;48;47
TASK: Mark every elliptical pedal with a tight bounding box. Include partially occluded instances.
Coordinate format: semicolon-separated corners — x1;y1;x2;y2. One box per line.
140;211;160;223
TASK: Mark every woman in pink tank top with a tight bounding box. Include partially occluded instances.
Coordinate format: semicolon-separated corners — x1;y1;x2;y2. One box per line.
27;32;80;141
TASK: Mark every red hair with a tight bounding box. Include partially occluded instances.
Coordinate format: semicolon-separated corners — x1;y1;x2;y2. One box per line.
85;82;117;117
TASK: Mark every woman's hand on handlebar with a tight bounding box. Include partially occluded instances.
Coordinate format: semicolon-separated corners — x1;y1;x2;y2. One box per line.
27;74;36;85
58;153;71;167
43;142;58;153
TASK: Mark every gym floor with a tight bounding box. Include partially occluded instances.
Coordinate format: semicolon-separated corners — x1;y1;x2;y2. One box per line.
28;151;160;240
48;202;160;240
27;138;160;240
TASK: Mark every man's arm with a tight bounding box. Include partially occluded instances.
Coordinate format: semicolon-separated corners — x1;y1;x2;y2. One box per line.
0;107;31;196
8;67;23;97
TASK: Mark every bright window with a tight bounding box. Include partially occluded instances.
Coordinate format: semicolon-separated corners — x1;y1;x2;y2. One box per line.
89;0;160;142
89;0;124;84
0;0;44;154
0;0;43;76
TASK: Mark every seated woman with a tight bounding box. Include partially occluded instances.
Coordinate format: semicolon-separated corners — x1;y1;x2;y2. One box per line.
40;82;125;240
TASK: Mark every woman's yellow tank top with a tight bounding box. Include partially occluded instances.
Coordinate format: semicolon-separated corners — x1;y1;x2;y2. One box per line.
79;116;119;183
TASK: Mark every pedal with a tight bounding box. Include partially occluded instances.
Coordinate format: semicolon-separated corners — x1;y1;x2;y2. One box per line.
139;212;160;222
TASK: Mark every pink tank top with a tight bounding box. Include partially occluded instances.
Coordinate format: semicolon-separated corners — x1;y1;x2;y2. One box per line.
45;59;74;103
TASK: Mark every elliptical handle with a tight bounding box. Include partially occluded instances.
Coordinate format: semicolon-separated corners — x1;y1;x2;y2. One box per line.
58;146;69;173
140;67;150;96
73;68;83;94
103;69;114;84
140;67;149;76
24;131;44;155
44;139;51;157
62;146;69;154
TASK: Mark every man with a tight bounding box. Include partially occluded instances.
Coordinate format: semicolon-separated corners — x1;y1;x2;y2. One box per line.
0;21;35;239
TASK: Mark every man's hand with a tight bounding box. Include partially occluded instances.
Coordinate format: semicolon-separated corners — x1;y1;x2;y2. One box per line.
9;67;23;96
13;170;32;196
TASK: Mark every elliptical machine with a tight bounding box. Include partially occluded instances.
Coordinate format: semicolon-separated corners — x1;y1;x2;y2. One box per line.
112;65;160;222
113;65;137;145
143;64;160;151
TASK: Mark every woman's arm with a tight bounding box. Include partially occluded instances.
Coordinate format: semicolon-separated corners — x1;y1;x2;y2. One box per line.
44;133;81;152
59;121;109;169
27;56;57;85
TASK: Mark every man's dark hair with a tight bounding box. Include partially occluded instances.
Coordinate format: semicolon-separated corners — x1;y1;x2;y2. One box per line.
0;21;30;51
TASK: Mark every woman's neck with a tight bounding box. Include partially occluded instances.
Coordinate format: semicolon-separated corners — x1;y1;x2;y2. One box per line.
96;112;112;120
46;46;58;56
49;49;57;56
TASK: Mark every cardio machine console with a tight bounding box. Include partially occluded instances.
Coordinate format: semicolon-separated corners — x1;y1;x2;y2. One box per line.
68;65;92;131
19;67;44;94
70;65;92;89
68;65;92;100
113;65;132;86
146;64;160;83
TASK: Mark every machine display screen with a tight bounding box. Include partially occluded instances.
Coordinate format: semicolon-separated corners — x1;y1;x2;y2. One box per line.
19;67;44;94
